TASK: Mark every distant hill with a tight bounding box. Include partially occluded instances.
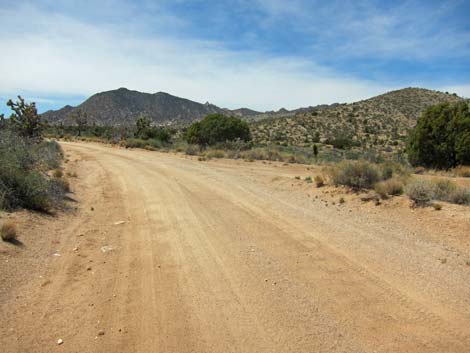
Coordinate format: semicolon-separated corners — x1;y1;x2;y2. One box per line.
42;88;263;126
251;88;463;153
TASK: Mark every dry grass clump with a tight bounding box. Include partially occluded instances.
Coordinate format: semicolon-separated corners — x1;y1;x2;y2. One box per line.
327;160;381;189
314;175;325;187
52;169;63;178
374;178;404;199
204;149;225;159
414;166;426;174
1;222;17;242
452;166;470;177
304;176;313;183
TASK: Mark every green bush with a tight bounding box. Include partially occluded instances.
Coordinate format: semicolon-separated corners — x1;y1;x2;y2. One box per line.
328;160;381;189
407;101;470;169
0;130;65;211
185;114;251;146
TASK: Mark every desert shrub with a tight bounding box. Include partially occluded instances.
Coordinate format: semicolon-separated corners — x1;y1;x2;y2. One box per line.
145;139;165;150
405;180;434;205
449;188;470;205
36;140;64;170
414;166;426;174
407;101;470;169
314;175;325;187
432;179;458;201
328;160;381;189
123;139;146;149
0;130;65;211
305;176;312;183
374;178;404;199
0;222;17;242
432;203;443;210
185;144;201;156
379;162;411;179
185;114;251;146
241;148;267;161
452;166;470;177
53;169;63;178
205;149;225;159
325;134;360;149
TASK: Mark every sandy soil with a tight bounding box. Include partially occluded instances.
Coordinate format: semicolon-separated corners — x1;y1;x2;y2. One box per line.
1;141;470;353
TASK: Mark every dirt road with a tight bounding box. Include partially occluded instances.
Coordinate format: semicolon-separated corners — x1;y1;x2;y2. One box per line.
1;142;470;352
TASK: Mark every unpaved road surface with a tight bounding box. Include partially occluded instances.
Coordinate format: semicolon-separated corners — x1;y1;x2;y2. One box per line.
1;142;470;353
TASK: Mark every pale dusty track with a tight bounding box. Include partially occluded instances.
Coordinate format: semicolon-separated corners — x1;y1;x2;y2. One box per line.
1;142;470;353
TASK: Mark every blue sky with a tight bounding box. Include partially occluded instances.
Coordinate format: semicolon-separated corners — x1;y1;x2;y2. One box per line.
0;0;469;114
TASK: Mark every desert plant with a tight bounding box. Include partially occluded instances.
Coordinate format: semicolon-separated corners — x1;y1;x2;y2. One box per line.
432;203;443;210
0;222;17;242
374;178;404;199
205;149;225;159
405;179;434;205
449;188;470;205
53;169;63;178
0;130;66;211
69;110;89;137
452;166;470;177
6;96;42;139
185;114;251;146
407;101;470;169
328;160;381;189
314;175;325;187
432;179;458;201
305;176;313;183
185;144;201;156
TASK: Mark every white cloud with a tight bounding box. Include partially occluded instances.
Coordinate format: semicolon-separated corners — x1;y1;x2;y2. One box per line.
438;85;470;99
0;3;394;111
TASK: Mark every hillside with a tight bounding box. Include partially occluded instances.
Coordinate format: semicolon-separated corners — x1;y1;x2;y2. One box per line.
42;88;261;126
251;88;463;153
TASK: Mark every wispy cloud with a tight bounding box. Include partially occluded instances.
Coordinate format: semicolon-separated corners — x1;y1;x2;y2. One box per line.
0;1;393;111
0;0;468;113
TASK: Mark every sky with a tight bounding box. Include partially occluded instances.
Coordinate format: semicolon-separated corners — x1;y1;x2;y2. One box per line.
0;0;469;114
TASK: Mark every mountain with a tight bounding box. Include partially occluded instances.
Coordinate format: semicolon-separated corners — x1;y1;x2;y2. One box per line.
251;88;463;152
42;88;262;126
